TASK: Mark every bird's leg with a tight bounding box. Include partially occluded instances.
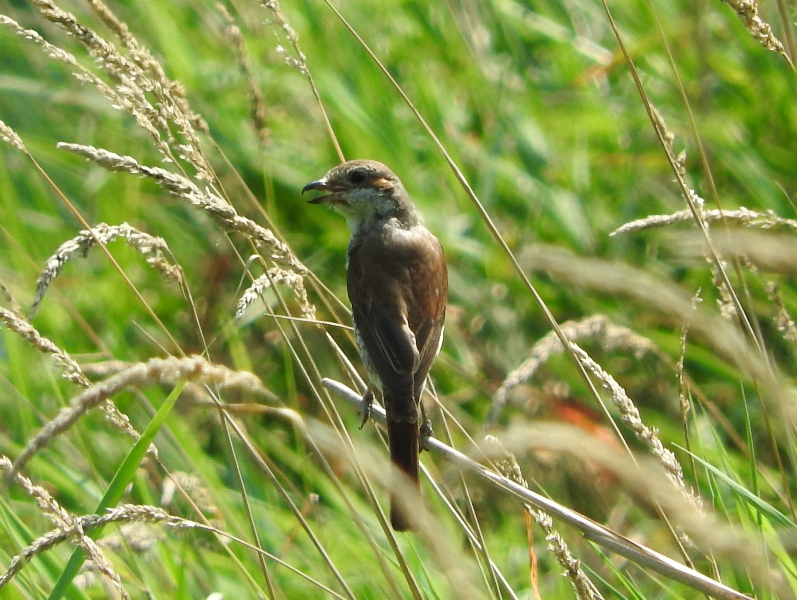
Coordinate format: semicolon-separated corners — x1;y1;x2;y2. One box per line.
419;400;434;451
358;389;374;429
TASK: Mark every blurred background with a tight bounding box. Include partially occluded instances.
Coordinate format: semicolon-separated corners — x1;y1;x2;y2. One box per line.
1;0;796;597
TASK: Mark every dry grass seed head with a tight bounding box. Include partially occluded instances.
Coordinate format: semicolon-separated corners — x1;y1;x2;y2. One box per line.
721;0;793;64
0;458;128;597
568;344;698;508
259;0;309;75
28;0;212;179
236;267;315;320
0;307;89;387
674;229;797;278
12;356;267;476
0;118;26;153
611;207;797;237
491;314;658;421
0;11;170;156
483;436;603;600
0;307;141;439
766;281;797;344
521;245;789;400
161;471;218;517
494;423;791;597
85;0;208;134
0;499;183;592
57;143;306;275
30;222;180;320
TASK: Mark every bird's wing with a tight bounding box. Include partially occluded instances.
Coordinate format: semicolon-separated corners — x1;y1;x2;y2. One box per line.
408;235;447;400
357;307;419;380
348;239;418;419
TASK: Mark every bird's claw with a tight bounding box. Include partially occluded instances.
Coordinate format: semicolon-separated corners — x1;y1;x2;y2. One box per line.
420;418;434;452
359;390;374;429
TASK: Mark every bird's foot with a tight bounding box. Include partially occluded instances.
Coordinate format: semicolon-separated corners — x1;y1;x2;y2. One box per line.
359;390;374;430
420;418;434;452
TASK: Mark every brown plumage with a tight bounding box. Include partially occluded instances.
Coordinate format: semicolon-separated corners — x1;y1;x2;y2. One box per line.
303;160;447;531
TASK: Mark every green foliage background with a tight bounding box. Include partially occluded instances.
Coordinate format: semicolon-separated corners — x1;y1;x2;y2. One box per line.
1;0;797;597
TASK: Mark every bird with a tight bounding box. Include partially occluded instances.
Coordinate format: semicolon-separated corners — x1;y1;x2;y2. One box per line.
303;159;448;531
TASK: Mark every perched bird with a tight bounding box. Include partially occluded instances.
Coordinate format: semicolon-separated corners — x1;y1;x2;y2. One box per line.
303;160;448;531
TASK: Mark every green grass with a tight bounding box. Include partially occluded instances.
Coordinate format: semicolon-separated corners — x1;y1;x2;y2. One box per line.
1;0;797;597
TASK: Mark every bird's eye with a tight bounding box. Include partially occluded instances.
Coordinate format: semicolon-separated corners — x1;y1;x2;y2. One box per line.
349;169;367;185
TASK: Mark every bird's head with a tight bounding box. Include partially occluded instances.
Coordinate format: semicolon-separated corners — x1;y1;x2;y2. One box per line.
303;160;420;234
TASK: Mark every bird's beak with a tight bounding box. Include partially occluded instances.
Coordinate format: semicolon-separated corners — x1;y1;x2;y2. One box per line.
302;178;327;194
303;177;348;206
302;178;332;204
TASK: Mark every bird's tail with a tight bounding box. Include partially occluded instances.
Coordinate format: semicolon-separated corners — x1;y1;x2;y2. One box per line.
387;416;420;532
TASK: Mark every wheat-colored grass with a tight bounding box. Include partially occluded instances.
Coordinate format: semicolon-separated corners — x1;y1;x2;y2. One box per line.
1;0;796;597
